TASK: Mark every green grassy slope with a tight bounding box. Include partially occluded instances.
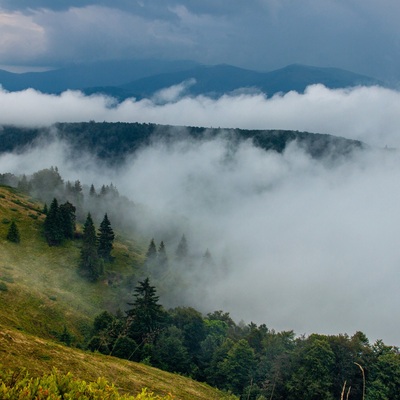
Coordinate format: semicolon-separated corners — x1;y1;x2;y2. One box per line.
0;185;235;399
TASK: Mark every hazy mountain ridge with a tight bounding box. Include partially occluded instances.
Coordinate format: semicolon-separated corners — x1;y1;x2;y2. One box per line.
0;60;384;100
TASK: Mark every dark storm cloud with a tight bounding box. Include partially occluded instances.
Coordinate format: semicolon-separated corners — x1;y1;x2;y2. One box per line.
0;1;400;79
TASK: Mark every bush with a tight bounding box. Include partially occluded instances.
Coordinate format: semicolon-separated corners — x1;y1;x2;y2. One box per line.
0;368;176;399
0;282;8;292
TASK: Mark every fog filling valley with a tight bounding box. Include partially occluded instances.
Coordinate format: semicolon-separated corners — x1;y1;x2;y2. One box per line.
1;85;400;345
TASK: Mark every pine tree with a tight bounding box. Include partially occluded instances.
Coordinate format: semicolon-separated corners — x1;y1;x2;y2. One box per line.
158;241;168;268
126;278;165;342
89;184;97;197
146;239;157;262
59;201;76;239
79;213;103;282
43;198;63;246
175;234;188;260
97;213;115;262
6;221;20;243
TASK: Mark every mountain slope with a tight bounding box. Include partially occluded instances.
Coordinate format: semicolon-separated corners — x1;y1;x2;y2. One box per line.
0;186;235;399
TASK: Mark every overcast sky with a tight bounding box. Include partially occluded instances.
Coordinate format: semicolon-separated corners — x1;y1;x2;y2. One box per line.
0;0;399;80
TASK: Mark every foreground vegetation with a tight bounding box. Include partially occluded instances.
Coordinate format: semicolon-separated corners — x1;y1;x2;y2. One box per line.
0;369;174;400
0;326;234;399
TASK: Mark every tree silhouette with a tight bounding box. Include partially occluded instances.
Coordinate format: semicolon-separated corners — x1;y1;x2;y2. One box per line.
79;213;103;282
175;234;188;260
6;221;20;243
43;198;63;246
158;241;168;268
97;213;115;261
126;278;165;343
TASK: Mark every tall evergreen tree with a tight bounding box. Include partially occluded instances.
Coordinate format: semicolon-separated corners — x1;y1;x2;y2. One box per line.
43;198;63;246
79;213;103;282
59;201;76;239
6;221;20;243
158;241;168;268
175;234;188;260
146;239;157;263
97;213;115;261
126;278;165;343
89;184;97;197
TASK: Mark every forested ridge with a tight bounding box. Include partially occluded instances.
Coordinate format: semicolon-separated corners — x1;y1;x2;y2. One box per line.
1;166;399;400
0;121;365;162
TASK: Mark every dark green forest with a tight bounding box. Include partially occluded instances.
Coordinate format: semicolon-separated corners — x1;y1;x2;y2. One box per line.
0;122;365;163
1;166;399;400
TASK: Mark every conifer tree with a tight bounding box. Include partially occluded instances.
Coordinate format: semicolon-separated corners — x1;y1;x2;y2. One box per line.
43;198;63;246
158;241;168;268
175;234;188;260
79;213;102;282
97;213;115;261
146;239;157;262
59;201;76;239
6;221;20;243
89;184;97;197
126;278;165;342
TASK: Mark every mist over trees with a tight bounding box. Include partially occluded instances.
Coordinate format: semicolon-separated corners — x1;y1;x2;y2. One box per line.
85;278;400;400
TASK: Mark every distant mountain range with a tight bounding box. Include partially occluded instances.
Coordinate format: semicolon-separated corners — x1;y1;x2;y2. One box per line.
0;59;385;100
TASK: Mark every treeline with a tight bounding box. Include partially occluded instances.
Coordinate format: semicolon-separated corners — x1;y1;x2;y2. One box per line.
0;122;365;163
0;166;134;231
85;278;400;400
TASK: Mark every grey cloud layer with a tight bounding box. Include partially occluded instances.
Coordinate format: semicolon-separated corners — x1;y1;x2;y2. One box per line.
1;84;400;147
0;1;399;78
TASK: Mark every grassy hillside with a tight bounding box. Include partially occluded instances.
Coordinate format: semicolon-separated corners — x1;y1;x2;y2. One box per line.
0;185;235;399
0;326;234;399
0;185;132;341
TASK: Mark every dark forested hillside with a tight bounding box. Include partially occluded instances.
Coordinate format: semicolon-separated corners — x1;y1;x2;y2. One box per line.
0;122;365;163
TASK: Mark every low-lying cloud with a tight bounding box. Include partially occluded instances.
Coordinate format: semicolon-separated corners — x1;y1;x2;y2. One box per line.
1;84;400;147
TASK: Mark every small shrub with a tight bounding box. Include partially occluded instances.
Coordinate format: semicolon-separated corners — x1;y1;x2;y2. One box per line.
0;276;14;283
0;282;8;292
2;218;10;224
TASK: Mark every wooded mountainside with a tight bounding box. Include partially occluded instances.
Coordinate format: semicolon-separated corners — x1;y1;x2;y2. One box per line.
1;165;400;400
0;122;365;163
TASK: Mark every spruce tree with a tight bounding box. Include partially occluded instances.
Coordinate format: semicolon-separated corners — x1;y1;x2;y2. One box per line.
158;241;168;268
79;213;102;282
6;221;20;243
126;278;164;342
59;201;76;239
175;234;188;260
89;184;97;197
43;198;63;246
146;239;157;262
97;213;115;261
